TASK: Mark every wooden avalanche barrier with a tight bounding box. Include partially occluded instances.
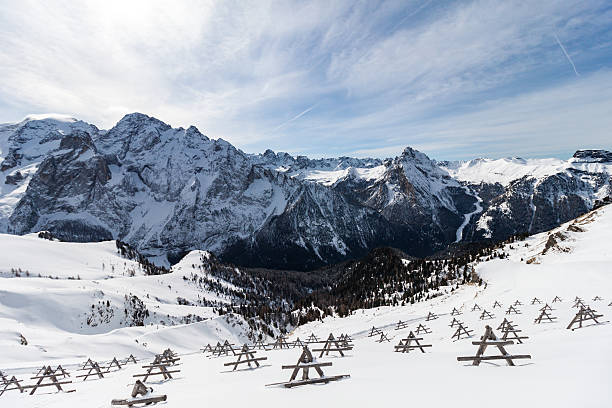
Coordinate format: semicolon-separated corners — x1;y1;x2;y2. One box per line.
415;324;431;335
567;307;605;330
266;346;349;388
133;350;181;383
394;331;431;353
500;321;529;344
270;335;291;350
451;323;474;341
28;365;74;395
367;327;382;337
111;379;167;406
534;307;557;324
457;325;531;366
480;309;495;320
395;320;410;330
426;312;439;321
505;305;521;315
0;375;25;396
313;334;353;357
224;344;267;371
76;359;105;381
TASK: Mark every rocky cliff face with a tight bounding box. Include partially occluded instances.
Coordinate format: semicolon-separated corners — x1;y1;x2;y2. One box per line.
1;113;610;269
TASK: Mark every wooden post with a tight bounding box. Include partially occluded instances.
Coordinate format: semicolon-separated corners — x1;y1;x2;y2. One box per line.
394;331;432;353
266;346;349;388
567;306;605;330
451;307;462;316
451;323;474;341
312;333;353;357
505;305;521;315
479;309;495;320
223;344;267;371
395;320;410;330
457;325;531;366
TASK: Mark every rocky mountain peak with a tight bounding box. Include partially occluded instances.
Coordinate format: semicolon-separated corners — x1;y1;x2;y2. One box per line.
572;149;612;163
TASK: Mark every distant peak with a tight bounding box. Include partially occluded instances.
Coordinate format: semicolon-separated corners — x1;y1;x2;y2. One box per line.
572;149;612;163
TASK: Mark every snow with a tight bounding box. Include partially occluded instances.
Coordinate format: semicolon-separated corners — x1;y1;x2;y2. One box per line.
455;185;483;242
1;205;611;407
441;156;612;186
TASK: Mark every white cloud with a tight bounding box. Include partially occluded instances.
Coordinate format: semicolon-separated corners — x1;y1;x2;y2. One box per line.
0;0;611;160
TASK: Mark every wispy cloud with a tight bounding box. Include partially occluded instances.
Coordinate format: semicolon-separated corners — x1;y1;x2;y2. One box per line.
0;0;611;160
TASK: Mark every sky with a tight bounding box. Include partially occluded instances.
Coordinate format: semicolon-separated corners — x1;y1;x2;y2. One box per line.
1;0;612;161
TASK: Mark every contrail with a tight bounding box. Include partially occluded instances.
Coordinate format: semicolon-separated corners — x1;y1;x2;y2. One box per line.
554;33;579;77
271;104;317;132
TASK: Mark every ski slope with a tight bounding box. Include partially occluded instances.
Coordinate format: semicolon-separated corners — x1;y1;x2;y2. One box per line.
1;205;611;407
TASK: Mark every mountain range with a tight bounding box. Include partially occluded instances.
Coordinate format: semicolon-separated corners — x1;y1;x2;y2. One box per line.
1;113;610;270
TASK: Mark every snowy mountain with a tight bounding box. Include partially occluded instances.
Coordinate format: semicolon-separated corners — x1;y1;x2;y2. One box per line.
1;203;610;408
1;113;610;269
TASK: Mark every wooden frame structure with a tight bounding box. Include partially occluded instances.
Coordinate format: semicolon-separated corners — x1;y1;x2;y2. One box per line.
493;301;502;308
449;318;463;328
76;359;105;381
567;307;605;330
133;351;181;383
513;300;523;306
426;312;439;321
375;332;392;343
212;340;236;357
394;331;431;353
291;338;305;348
111;380;167;406
593;296;603;301
313;334;353;357
395;320;410;330
552;296;563;303
534;308;557;324
415;324;431;335
480;309;495;320
266;347;349;388
123;354;138;365
270;335;291;350
306;333;320;343
530;297;542;305
457;325;531;366
223;344;267;371
251;339;269;351
500;321;528;344
497;318;514;331
0;376;25;396
471;304;481;312
451;323;474;341
505;305;521;315
28;365;74;395
451;307;462;316
368;327;383;337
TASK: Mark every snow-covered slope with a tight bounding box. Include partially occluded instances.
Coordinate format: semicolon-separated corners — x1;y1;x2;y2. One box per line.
0;236;270;368
1;205;610;407
441;153;612;187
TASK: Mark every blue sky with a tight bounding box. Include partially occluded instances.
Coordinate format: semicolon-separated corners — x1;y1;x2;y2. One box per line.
1;0;612;160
